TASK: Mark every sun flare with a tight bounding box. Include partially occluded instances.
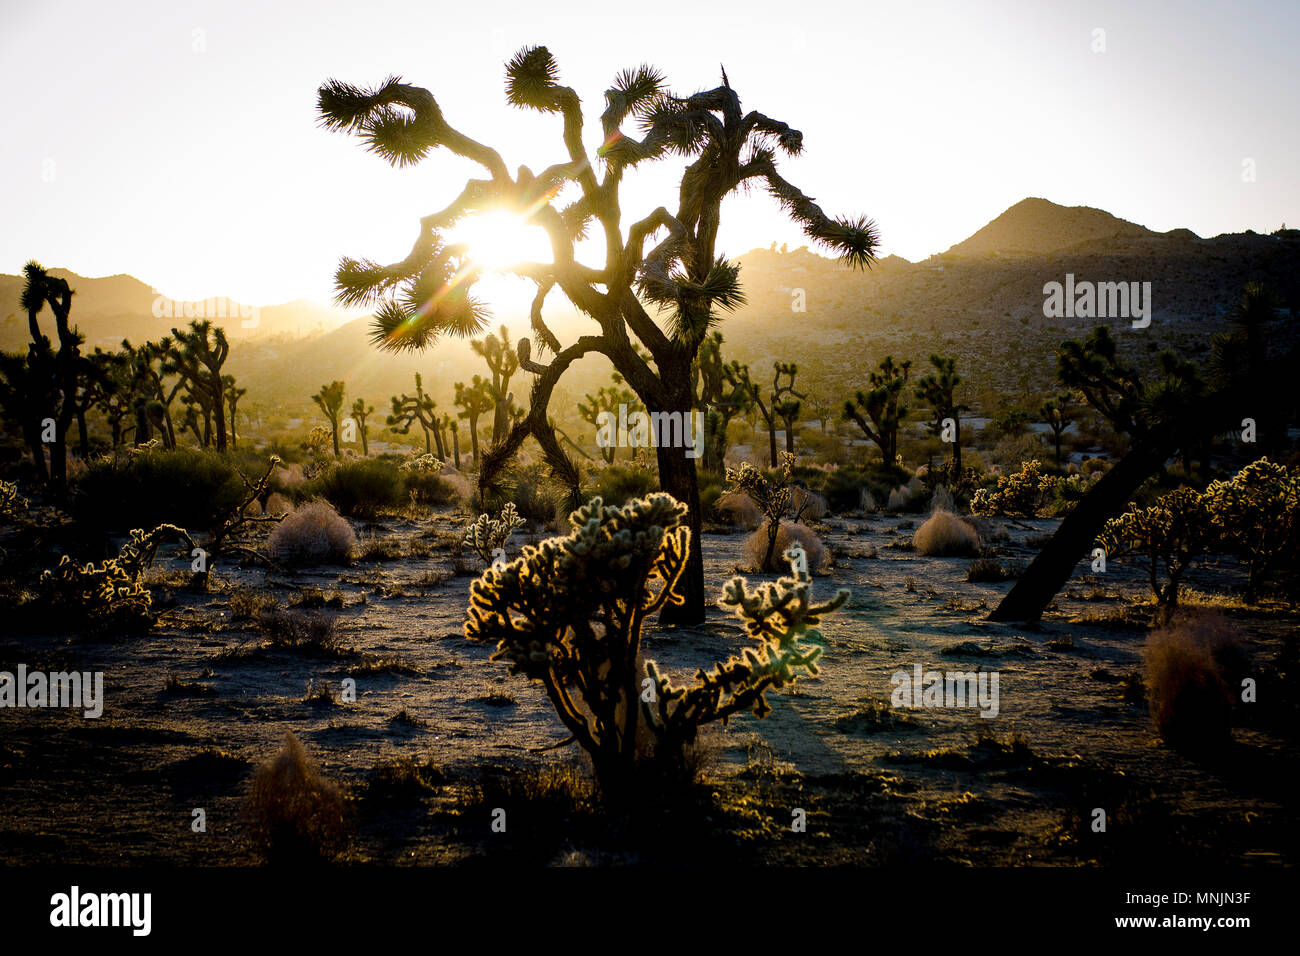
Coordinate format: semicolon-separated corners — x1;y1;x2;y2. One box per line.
451;210;552;271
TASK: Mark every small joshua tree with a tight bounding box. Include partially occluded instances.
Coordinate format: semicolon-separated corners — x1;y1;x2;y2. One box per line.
844;355;911;466
350;397;374;456
311;380;347;457
463;501;525;564
464;493;847;796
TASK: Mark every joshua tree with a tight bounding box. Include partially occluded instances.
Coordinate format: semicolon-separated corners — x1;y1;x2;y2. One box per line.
915;354;967;471
318;49;878;624
454;376;495;466
311;380;347;457
444;414;461;468
224;375;246;449
724;362;779;467
771;361;804;458
844;356;911;466
578;372;640;464
164;321;230;452
350;397;374;455
7;262;88;490
990;327;1226;623
471;325;518;442
696;331;751;472
388;372;442;458
1039;391;1073;467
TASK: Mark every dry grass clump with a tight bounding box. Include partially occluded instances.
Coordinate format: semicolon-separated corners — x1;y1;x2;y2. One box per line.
267;500;355;565
244;732;350;863
742;519;828;572
1144;610;1249;751
713;491;763;528
229;588;279;621
913;509;980;556
256;608;342;653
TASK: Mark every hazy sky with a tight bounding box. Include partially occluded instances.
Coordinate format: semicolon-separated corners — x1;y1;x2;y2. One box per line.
2;0;1296;306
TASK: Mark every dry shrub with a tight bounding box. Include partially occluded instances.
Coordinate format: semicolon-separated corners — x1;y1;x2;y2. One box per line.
273;463;305;492
913;509;980;556
886;485;910;512
929;485;955;513
1144;611;1248;751
437;468;474;505
267;500;355;565
743;519;828;572
245;732;350;863
792;487;828;520
265;492;294;515
714;491;763;528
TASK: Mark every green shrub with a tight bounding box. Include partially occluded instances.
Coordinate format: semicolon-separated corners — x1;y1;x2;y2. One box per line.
75;448;246;534
586;463;658;508
404;470;456;505
302;459;404;518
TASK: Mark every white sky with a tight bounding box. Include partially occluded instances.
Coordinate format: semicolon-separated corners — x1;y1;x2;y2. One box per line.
1;0;1296;306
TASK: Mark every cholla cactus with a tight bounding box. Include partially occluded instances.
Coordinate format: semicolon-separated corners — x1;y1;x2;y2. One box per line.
37;523;196;633
0;480;28;520
724;452;796;571
464;494;848;796
400;453;444;475
1203;458;1300;601
644;543;848;766
462;501;525;565
971;460;1058;516
303;425;335;478
1100;487;1217;613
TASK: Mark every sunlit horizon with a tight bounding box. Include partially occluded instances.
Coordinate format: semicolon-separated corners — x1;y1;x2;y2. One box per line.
2;0;1297;307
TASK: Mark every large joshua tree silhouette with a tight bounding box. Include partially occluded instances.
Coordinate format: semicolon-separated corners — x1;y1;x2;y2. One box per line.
317;48;878;622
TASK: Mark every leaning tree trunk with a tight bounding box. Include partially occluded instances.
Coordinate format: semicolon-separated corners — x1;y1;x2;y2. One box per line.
988;440;1174;622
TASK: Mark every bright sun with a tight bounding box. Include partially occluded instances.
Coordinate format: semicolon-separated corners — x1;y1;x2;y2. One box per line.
451;210;552;271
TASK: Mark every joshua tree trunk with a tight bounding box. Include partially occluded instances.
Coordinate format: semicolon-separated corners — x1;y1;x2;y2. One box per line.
989;441;1174;622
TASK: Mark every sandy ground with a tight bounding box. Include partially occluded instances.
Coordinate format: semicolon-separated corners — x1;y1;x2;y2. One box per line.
1;509;1296;866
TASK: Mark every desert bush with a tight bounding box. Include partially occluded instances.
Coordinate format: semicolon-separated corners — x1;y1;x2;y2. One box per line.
244;732;350;863
36;524;195;634
913;510;980;556
743;519;829;572
970;460;1058;517
302;459;404;518
1144;611;1248;751
929;485;955;514
966;557;1008;582
464;494;849;797
1100;487;1216;613
74;447;246;534
1203;458;1300;601
266;500;355;565
713;491;763;527
586;463;658;508
792;486;828;520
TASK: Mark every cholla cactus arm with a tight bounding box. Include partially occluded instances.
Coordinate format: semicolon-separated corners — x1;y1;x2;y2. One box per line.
644;544;849;745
